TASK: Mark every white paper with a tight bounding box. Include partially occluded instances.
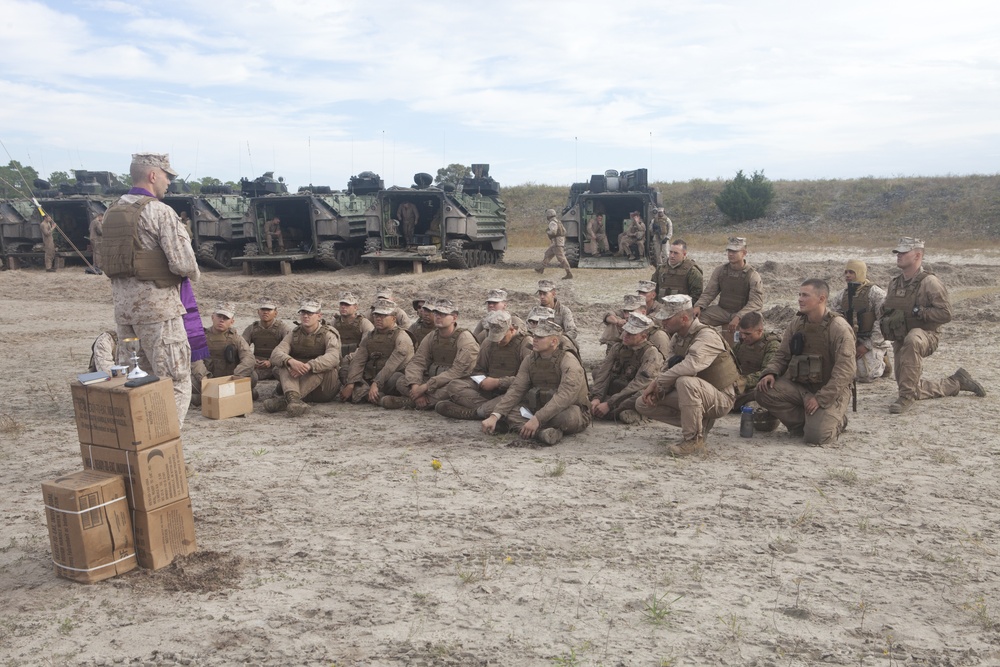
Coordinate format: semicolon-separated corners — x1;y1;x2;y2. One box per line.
471;375;487;384
519;406;534;419
218;382;236;398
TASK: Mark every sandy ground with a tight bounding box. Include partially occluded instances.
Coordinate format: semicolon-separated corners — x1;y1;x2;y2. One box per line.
2;246;999;666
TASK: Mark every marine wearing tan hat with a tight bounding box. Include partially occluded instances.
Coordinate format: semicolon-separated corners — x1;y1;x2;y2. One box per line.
103;151;200;426
600;293;646;348
340;298;415;404
242;297;293;381
536;280;578;341
536;208;573;279
882;237;985;413
371;286;414;328
615;210;647;261
692;236;764;342
481;320;591;447
438;310;533;421
191;301;257;407
472;288;527;344
591;312;664;424
636;294;741;456
265;298;343;417
831;259;892;383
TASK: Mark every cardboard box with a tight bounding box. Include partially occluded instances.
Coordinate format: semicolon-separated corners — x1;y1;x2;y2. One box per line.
41;470;137;583
80;438;189;512
132;497;197;570
202;375;253;420
71;377;180;450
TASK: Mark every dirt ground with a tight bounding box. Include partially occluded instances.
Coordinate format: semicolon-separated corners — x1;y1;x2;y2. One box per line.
2;245;999;666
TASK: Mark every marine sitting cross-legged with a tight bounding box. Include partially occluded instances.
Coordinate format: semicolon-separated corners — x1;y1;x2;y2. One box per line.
265;299;342;417
339;298;415;404
590;312;664;425
242;297;293;381
191;302;257;407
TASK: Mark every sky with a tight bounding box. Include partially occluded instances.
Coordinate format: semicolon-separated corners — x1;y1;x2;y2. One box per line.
0;0;998;191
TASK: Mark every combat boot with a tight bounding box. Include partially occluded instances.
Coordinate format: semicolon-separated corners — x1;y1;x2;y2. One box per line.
667;437;705;457
889;397;915;414
953;368;987;397
190;394;202;407
251;388;260;401
618;409;642;425
435;401;480;420
381;395;415;410
263;395;288;413
534;266;545;274
286;391;309;418
536;428;563;446
562;270;573;280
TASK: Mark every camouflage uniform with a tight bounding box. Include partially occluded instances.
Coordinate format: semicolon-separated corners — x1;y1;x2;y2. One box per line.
191;327;256;402
40;217;56;270
394;327;479;408
617;216;646;259
88;330;119;374
447;330;532;416
649;211;672;265
694;262;764;328
264;217;284;253
89;215;104;270
833;281;891;382
586;216;609;255
343;324;415;403
551;301;578;342
473;313;526;344
108;193;200;426
270;321;342;402
732;331;781;410
492;347;591;438
408;318;436;348
539;214;571;272
652;257;703;303
242;318;293;380
591;340;664;421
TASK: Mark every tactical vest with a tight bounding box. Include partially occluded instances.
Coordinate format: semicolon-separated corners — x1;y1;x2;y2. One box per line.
672;326;740;391
487;332;527;378
363;327;402;381
881;271;937;341
786;311;842;387
607;341;651;396
718;264;753;313
206;328;240;376
839;281;877;336
734;332;780;375
657;258;700;297
409;321;435;347
88;331;118;372
427;327;469;377
524;349;564;410
290;323;335;362
334;315;364;355
248;321;283;360
102;197;182;289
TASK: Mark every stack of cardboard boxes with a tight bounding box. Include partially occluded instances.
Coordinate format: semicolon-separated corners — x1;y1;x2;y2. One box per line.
42;377;197;583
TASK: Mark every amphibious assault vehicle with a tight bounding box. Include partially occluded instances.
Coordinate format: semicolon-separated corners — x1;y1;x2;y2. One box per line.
560;168;663;269
164;180;249;269
234;171;381;273
1;170;124;268
360;164;506;274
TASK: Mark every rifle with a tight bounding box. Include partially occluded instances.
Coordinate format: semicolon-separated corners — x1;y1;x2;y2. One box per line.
846;281;859;413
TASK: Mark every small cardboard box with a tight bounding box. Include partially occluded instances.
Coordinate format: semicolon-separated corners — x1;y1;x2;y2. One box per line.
132;497;197;570
202;375;253;420
41;470;137;583
71;377;180;450
80;438;189;512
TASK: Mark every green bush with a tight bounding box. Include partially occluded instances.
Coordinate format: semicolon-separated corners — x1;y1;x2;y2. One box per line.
715;170;774;222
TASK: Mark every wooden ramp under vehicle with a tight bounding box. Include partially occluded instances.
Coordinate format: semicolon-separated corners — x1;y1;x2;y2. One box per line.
577;255;649;269
232;251;316;275
361;249;445;275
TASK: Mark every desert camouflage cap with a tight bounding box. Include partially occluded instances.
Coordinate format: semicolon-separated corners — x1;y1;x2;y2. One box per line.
213;302;236;319
432;298;459;315
536;279;556;293
545;208;557;219
893;237;925;253
375;286;396;301
526;305;555;323
622;294;645;311
636;280;657;294
622;312;653;335
656;294;692;320
258;297;277;310
338;291;359;305
371;298;396;316
298;299;322;313
486;288;508;302
412;293;431;308
131;153;178;178
532;319;563;337
726;236;747;251
485;310;513;342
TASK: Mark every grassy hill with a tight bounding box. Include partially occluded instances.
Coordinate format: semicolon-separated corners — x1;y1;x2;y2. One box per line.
503;175;1000;248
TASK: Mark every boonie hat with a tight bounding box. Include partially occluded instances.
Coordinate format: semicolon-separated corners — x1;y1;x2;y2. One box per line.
213;302;236;319
298;299;322;313
131;152;178;178
893;237;925;254
432;298;459;315
656;294;692;320
536;280;556;293
371;298;396;316
532;320;563;337
485;311;513;343
636;280;657;294
622;294;645;312
338;291;359;305
258;297;277;310
486;289;508;303
726;236;747;251
622;312;653;335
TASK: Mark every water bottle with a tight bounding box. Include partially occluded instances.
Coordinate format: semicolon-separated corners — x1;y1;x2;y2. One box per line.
740;406;754;438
